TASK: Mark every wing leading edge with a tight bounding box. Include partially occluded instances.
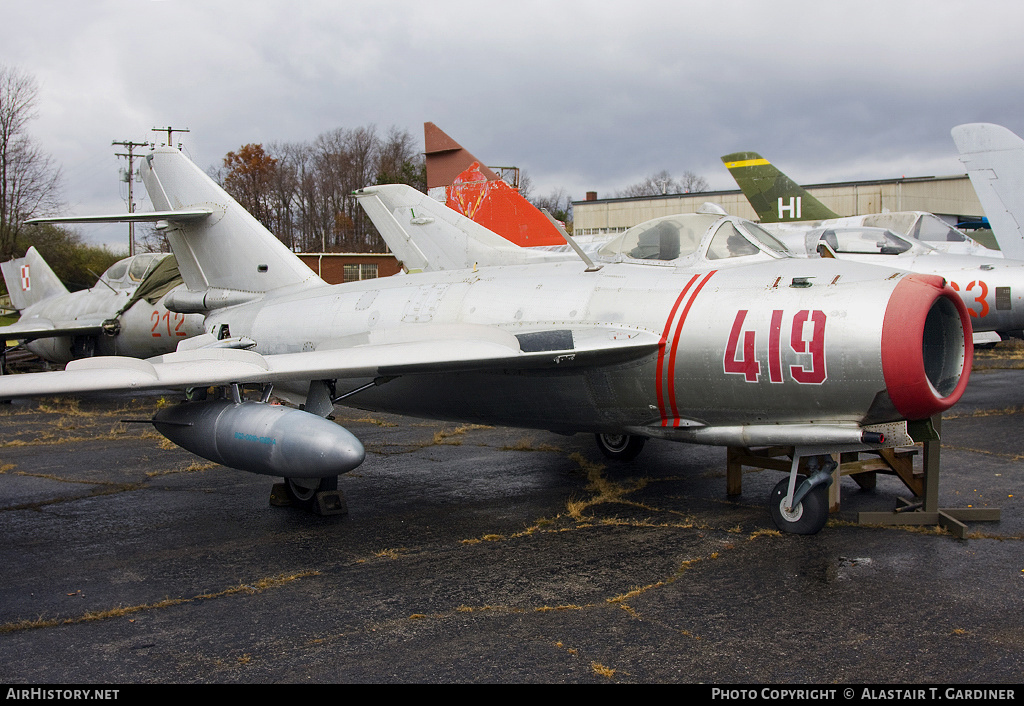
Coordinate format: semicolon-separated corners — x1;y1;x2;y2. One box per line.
0;325;661;399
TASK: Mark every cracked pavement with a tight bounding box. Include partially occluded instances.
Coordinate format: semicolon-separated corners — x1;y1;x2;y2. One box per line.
0;361;1022;683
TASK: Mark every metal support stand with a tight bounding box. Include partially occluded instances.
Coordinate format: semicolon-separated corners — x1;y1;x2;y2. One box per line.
726;416;1000;538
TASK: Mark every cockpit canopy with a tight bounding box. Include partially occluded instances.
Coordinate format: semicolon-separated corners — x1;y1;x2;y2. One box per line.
596;213;792;266
807;226;921;256
861;212;969;244
98;253;169;289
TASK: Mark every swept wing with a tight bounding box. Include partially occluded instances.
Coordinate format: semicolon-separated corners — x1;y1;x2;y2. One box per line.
0;323;660;398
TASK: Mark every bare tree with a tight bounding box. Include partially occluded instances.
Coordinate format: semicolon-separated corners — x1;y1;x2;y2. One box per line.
376;126;425;193
531;187;574;229
615;169;707;198
135;225;170;254
677;170;709;194
217;124;430;253
265;140;301;250
0;65;62;260
516;171;534;202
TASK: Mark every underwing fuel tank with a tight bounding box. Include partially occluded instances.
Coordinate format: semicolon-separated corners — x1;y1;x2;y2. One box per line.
152;400;365;478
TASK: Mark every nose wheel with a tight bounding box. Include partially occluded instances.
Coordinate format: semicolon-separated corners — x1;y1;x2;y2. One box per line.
769;474;829;534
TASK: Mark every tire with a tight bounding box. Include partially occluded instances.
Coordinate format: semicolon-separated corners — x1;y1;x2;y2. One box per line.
285;476;338;510
769;475;829;535
594;433;646;461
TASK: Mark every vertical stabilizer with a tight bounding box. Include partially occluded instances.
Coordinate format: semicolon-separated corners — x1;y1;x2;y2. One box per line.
1;247;69;311
355;184;573;271
423;123;566;247
140;147;325;296
721;152;840;223
424;122;499;190
442;162;567;247
952;123;1024;260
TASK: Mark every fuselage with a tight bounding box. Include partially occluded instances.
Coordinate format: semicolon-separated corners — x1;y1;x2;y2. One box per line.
20;285;204;363
771;225;1024;337
201;255;968;436
5;251;206;364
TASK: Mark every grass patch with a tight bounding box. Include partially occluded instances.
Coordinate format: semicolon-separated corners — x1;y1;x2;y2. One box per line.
0;571;319;634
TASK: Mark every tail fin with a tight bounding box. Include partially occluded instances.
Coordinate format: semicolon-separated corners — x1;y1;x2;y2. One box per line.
424;122;500;190
721;151;839;223
951;123;1024;260
0;247;69;310
139;147;325;298
424;123;565;247
355;184;573;271
442;163;567;247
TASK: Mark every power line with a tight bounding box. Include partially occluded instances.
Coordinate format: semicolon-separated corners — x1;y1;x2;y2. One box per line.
111;140;148;256
152;126;190;147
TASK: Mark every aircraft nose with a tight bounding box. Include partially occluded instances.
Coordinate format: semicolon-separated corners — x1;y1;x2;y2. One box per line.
881;274;972;420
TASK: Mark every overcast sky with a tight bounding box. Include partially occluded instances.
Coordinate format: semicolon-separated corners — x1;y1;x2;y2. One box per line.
4;0;1024;250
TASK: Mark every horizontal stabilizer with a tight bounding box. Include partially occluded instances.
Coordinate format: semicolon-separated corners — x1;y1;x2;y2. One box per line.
0;318;103;342
26;209;213;226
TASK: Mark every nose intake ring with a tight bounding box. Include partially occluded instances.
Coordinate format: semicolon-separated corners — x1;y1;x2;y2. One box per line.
881;275;972;420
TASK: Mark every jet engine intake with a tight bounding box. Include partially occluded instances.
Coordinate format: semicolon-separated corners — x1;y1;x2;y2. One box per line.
882;275;972;420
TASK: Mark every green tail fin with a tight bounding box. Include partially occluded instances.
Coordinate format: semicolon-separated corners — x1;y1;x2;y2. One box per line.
721;151;839;222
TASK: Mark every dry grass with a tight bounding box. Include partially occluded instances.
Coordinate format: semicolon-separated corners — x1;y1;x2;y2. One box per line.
0;571;319;634
146;460;219;478
945;405;1024;420
500;437;562;453
564;452;650;521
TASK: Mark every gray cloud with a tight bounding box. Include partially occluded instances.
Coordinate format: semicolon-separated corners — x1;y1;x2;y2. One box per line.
5;0;1024;247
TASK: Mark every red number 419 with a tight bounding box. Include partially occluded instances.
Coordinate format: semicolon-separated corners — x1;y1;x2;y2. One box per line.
724;309;827;384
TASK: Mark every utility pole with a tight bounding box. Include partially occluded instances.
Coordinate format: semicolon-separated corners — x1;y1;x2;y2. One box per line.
152;125;190;147
112;139;149;256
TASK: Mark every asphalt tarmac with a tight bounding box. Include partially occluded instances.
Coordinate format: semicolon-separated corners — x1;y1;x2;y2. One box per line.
0;350;1022;684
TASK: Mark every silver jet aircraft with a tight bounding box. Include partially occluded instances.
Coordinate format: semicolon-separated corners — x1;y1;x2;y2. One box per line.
0;247;205;364
952;123;1024;260
721;151;999;257
769;224;1024;344
4;147;974;534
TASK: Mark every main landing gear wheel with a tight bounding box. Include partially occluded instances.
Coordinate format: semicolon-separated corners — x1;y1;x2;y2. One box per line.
769;475;829;535
594;433;646;461
278;476;347;516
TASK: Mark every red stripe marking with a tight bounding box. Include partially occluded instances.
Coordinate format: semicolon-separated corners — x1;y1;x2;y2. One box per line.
768;309;783;383
655;275;700;421
666;271;716;423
